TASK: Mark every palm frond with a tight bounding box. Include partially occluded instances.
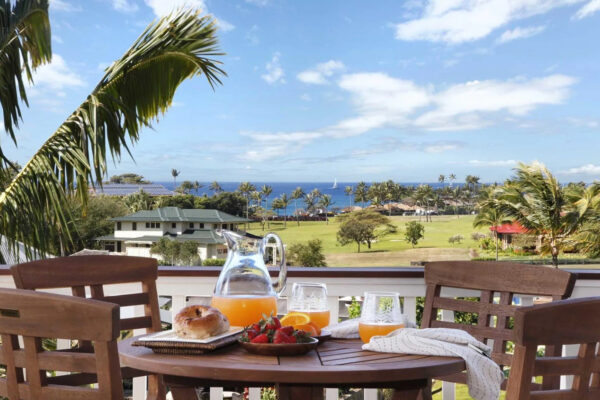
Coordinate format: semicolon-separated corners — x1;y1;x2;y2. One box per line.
0;9;225;258
0;0;51;156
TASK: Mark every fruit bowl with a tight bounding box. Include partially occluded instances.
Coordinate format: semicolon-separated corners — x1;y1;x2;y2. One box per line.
238;337;318;356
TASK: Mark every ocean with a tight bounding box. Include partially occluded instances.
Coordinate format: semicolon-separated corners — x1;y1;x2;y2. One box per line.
156;181;453;211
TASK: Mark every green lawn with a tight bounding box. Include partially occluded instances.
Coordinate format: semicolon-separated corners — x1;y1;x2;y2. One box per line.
248;215;487;266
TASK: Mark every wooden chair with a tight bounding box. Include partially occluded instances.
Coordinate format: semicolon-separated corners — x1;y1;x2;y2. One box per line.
0;287;123;399
421;261;576;391
506;297;600;399
11;255;166;400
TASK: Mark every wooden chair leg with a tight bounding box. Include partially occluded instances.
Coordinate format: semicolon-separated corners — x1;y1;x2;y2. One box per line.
169;384;198;400
147;374;167;400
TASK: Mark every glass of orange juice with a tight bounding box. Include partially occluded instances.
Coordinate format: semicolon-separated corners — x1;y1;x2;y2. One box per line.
211;295;277;327
288;282;330;330
359;291;405;344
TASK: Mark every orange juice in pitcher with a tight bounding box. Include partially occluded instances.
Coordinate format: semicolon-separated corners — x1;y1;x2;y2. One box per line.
211;295;277;327
211;230;286;327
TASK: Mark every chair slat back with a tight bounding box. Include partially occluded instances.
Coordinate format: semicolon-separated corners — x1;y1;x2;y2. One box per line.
10;255;165;398
11;255;162;333
0;288;123;400
422;261;575;388
506;297;600;399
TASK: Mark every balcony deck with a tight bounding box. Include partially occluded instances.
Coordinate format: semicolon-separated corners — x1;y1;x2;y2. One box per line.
1;265;599;400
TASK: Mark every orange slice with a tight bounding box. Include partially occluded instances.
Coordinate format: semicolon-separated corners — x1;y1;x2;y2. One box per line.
280;312;310;327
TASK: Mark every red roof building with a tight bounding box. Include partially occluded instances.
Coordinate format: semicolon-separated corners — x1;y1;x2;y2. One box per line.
489;222;532;250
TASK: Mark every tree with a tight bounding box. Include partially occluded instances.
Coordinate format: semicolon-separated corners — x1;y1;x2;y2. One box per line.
414;184;434;222
179;241;200;265
448;234;464;245
449;173;456;188
151;238;180;266
124;189;154;212
354;181;369;208
0;10;225;258
193;181;202;194
171;169;180;186
344;186;353;206
287;239;327;267
0;0;51;150
291;187;305;226
109;173;149;184
254;207;275;231
319;194;334;224
195;191;246;217
336;210;395;252
438;174;446;187
261;184;273;209
404;221;424;248
497;162;597;267
474;188;511;260
238;182;256;229
209;181;223;194
276;193;290;227
303;192;318;214
156;194;195;209
176;180;195;194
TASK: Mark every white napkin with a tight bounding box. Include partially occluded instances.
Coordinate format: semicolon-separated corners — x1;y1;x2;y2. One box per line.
363;328;504;400
325;317;417;339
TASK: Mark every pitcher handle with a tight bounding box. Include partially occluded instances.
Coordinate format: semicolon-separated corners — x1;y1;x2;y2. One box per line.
263;233;287;296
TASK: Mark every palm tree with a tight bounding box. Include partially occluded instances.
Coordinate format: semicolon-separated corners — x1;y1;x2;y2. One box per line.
278;193;290;228
209;181;223;194
238;182;256;229
171;169;180;186
304;192;318;214
0;0;52;155
473;188;511;261
414;185;434;222
449;173;457;188
497;162;597;267
0;9;224;257
193;180;202;194
261;184;273;210
344;185;353;206
354;181;368;208
124;189;154;213
291;187;305;226
319;194;334;224
438;174;446;187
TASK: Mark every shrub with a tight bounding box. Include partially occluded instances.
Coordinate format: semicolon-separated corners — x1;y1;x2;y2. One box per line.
478;236;495;250
404;221;425;248
347;296;361;319
471;232;487;241
287;239;327;267
203;258;226;266
448;234;464;245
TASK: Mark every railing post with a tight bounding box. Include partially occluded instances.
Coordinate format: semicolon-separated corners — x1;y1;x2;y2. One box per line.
133;304;148;400
561;344;578;389
403;296;417;325
325;296;340;400
441;309;455;400
248;387;261;400
209;387;223;400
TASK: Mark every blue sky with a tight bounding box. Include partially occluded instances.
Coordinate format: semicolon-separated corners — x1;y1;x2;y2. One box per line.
6;0;600;183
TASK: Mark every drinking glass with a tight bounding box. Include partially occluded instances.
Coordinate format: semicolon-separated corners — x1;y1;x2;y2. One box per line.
359;291;405;343
288;282;330;330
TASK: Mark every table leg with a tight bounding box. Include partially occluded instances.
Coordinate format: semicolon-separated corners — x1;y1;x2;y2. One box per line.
392;379;432;400
277;385;324;400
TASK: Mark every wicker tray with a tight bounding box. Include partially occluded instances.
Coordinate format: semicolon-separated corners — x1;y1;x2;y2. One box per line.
133;328;243;355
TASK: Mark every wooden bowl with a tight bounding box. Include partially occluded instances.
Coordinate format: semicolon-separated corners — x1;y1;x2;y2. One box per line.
238;337;318;356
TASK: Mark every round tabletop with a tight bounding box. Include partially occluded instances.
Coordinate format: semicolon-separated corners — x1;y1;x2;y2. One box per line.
119;337;465;386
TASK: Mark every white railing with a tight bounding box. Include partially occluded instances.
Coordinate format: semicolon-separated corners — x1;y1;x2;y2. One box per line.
1;266;600;400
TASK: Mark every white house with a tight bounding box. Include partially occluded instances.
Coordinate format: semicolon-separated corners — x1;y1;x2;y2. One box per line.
96;207;250;261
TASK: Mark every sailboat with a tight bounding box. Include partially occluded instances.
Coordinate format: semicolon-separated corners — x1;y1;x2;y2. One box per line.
331;178;338;189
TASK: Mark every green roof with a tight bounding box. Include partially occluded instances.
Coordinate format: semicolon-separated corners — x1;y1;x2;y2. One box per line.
111;207;250;223
96;229;225;245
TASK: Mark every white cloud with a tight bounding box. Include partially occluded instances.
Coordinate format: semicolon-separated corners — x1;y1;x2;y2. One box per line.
245;0;269;6
30;55;85;91
245;25;260;45
469;159;519;167
50;0;81;12
261;52;285;85
562;164;600;174
144;0;206;16
112;0;139;13
241;72;576;160
297;60;345;85
300;93;312;101
568;117;599;127
574;0;600;18
497;25;546;43
143;0;234;31
394;0;582;43
53;34;64;44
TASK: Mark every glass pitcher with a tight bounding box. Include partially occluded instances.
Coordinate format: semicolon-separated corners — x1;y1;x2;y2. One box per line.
210;230;287;327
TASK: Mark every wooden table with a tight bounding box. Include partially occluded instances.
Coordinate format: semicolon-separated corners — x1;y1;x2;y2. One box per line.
119;337;465;400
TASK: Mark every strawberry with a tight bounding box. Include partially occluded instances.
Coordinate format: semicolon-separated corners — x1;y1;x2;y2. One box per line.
286;334;297;343
273;330;290;344
245;329;258;340
250;333;269;343
278;326;294;335
252;323;261;333
265;316;281;331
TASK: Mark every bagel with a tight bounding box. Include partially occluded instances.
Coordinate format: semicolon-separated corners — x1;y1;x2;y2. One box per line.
174;305;230;339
